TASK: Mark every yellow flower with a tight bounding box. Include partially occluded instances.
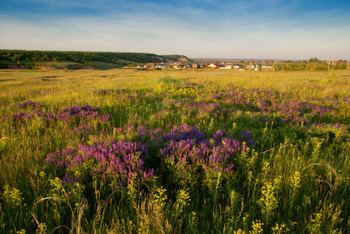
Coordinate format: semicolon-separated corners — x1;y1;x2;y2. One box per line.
250;220;264;234
272;223;290;233
291;171;301;189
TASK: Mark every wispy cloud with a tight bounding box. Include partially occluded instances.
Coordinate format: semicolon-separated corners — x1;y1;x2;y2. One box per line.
1;0;349;59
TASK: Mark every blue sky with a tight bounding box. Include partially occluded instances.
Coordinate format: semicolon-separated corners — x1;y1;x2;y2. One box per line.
1;0;350;60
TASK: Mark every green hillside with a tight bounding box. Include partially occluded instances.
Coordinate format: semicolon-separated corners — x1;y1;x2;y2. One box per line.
0;50;185;70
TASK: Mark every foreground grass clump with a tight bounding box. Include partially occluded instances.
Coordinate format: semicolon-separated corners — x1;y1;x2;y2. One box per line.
0;69;350;233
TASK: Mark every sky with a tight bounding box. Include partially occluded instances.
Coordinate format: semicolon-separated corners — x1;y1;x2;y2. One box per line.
1;0;350;60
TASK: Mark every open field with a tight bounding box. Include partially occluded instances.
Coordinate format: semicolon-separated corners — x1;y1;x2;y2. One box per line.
0;69;350;233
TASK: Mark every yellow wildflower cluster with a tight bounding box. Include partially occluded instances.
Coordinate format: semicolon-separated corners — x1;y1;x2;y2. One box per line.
262;161;270;179
272;223;290;233
291;171;301;189
250;220;264;234
49;177;62;198
153;186;167;212
191;212;198;224
233;229;246;234
36;222;47;234
259;182;278;223
308;212;322;232
3;185;23;208
175;189;191;213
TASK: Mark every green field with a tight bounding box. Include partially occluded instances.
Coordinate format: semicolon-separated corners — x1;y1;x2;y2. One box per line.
91;59;139;70
0;69;350;233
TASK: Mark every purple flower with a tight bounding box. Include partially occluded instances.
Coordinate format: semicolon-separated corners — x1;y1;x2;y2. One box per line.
46;140;154;187
17;100;42;110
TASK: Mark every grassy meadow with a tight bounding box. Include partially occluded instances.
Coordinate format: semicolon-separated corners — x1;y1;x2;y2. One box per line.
0;69;350;233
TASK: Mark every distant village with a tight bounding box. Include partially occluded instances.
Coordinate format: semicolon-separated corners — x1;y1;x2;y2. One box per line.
133;57;350;71
135;57;275;71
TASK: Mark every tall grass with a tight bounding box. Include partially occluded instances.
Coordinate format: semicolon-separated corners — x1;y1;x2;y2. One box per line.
0;69;349;233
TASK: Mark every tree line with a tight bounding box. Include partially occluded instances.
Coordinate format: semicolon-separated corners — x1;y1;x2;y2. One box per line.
0;50;171;66
276;59;348;71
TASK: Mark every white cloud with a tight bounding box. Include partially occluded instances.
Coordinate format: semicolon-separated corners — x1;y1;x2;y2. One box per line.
1;3;349;60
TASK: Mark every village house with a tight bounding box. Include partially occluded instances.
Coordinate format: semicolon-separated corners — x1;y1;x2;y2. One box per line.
136;64;148;70
254;65;261;71
208;63;217;68
145;63;156;69
246;64;255;70
155;63;168;69
261;65;274;70
220;65;232;69
201;63;208;68
219;62;232;69
233;64;242;70
171;62;182;69
192;63;201;69
179;64;192;69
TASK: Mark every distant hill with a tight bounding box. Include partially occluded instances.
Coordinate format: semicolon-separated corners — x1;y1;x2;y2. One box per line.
0;50;189;70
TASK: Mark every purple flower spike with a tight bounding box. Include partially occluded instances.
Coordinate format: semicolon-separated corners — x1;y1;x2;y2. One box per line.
46;140;154;187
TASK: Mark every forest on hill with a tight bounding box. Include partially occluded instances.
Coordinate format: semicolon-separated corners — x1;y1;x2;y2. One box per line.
0;50;189;70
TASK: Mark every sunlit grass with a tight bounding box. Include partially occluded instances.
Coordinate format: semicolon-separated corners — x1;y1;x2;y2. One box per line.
0;69;349;233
